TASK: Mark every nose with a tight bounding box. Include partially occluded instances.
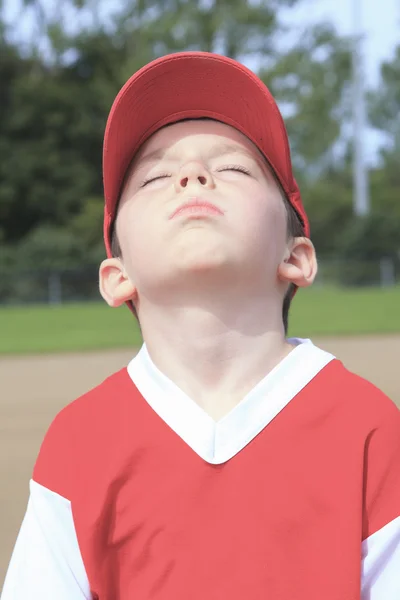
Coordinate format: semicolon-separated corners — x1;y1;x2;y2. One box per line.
175;161;215;191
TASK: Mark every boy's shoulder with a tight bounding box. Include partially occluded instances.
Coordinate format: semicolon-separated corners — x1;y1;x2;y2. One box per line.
32;347;399;500
33;366;143;497
38;348;400;451
45;366;137;436
312;356;400;434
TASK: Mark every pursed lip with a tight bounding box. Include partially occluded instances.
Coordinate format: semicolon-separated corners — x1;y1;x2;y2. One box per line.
169;197;224;220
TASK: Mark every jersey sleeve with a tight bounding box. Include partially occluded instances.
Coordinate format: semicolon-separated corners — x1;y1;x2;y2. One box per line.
361;404;400;599
1;398;93;600
1;480;91;600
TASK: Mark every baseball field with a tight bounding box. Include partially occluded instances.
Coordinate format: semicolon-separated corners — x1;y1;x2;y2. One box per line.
1;286;400;587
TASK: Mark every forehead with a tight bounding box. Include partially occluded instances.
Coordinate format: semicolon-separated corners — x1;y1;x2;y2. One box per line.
133;119;265;165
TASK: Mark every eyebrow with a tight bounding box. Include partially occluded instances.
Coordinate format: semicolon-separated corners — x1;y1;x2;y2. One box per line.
136;148;166;165
137;142;260;167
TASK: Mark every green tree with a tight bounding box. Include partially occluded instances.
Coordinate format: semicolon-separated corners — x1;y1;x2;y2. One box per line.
264;23;352;175
369;44;400;215
370;45;400;149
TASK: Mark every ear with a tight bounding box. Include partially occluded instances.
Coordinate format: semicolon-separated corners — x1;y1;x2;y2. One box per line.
99;258;137;307
277;237;318;288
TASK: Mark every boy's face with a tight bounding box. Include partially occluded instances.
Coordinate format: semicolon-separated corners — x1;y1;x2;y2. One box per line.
100;120;314;308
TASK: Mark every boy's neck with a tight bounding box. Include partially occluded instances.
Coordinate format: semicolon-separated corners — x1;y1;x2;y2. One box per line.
138;292;293;421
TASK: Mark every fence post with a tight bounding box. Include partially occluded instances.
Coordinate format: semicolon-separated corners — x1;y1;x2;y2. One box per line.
379;257;395;287
48;272;62;304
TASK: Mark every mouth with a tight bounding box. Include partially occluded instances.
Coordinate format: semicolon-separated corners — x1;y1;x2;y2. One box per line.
169;197;224;220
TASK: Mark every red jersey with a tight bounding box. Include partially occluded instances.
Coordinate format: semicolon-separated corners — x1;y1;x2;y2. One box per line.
2;340;400;599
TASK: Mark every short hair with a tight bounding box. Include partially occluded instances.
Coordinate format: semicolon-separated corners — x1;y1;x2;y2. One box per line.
281;198;305;334
110;219;121;258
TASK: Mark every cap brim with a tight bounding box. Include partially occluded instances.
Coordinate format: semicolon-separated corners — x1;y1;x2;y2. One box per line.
103;51;309;256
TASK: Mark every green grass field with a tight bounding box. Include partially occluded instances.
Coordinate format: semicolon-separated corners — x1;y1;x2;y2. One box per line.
1;286;399;355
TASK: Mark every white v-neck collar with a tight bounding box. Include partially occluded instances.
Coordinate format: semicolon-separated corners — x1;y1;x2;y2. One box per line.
127;339;335;464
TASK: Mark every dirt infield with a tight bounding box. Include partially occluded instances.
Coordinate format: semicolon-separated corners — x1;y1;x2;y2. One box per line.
1;335;399;586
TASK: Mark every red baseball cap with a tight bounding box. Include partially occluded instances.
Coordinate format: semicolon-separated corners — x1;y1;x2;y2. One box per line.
102;51;309;257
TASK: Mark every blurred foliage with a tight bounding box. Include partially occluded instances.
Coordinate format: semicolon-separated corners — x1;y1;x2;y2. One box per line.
370;46;400;143
263;23;353;173
0;0;399;286
15;225;86;270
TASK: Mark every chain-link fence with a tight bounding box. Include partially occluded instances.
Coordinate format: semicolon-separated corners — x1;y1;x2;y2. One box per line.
1;258;400;305
315;257;400;288
0;265;100;305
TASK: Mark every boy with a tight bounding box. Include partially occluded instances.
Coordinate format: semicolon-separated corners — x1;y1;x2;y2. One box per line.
2;52;400;600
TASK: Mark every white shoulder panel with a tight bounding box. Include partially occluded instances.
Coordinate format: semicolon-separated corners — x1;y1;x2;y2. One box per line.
1;480;91;600
361;515;400;599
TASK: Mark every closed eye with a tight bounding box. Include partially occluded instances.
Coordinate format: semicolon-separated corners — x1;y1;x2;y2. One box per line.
217;164;251;175
140;173;171;188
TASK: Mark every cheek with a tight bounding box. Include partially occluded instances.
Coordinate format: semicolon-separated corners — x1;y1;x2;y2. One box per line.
237;191;287;258
116;202;162;271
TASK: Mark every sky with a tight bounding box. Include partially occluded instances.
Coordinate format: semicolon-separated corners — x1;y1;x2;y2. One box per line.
284;0;399;85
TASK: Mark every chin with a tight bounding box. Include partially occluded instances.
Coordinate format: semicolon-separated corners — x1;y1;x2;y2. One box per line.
175;249;231;272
